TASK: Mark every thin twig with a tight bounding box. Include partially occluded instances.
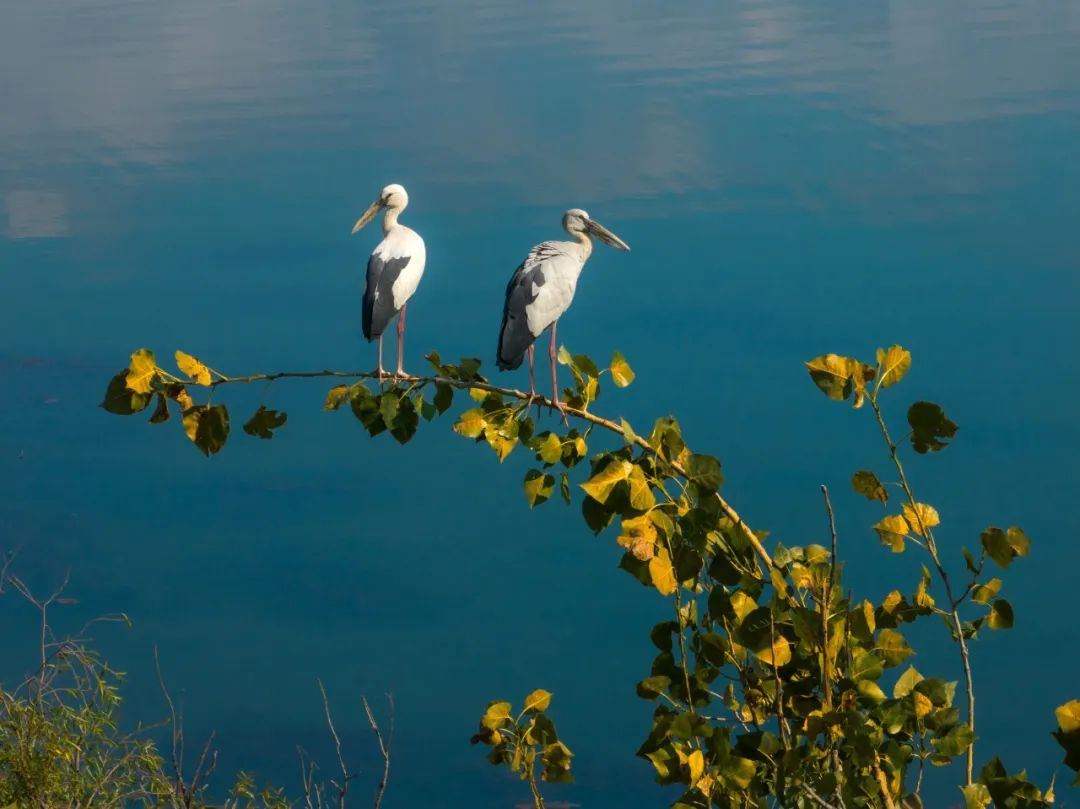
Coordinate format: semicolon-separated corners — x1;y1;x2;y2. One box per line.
154;646;187;804
800;782;844;809
868;396;976;786
820;485;838;711
318;678;353;809
362;694;394;809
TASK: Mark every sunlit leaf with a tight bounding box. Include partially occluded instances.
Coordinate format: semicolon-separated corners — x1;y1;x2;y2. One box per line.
852;470;887;505
806;354;858;401
580;458;632;504
876;345;912;390
961;784;992;809
687;750;705;787
1057;700;1080;733
611;351;635;388
627;464;655;511
524;470;555;509
857;679;887;704
455;408;487;439
242;405;287;439
618;515;658;561
902;502;940;537
875;628;914;667
894;665;923;698
175;350;212;386
481;701;512;730
125;349;157;395
182;404;229;457
931;723;974;757
907;401;958;454
648;547;678;596
971;578;1001;605
537;432;563;465
523;689;552;713
874;514;910;553
324;384;353;411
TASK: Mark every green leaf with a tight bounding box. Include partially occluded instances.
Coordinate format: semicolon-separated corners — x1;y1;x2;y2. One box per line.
931;723;974;757
175;350;212;386
686;453;723;492
350;386;385;436
805;354;874;405
559;472;571;505
894;665;924;698
611;351;635;387
379;390;400;426
907;401;958;454
523;470;555;508
537;432;563;465
636;675;671;699
148;392;171;423
717;755;757;790
971;578;1001;605
986;599;1013;630
101;369;153;415
433;382;454;414
875;628;914;667
580;458;632;504
242;405;287;439
388;395;419;444
857;679;887;704
648;548;678;596
961;784;991;809
876;345;912;390
523;689;552;713
874;514;910;553
852;470;888;505
481;701;512;730
182;404;230;457
980;526;1030;569
851;649;885;682
125;348;157;394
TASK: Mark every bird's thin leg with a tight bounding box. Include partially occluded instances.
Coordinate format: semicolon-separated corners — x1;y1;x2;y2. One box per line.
377;335;386;380
396;304;407;378
527;345;536;398
549;322;567;423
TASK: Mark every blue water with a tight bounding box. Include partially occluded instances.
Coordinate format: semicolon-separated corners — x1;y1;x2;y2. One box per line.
2;1;1079;806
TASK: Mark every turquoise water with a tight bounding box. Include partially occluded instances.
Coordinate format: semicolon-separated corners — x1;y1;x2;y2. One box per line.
2;1;1079;805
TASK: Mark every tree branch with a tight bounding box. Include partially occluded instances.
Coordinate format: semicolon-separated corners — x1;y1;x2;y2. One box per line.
868;396;975;787
201;367;774;571
362;694;393;809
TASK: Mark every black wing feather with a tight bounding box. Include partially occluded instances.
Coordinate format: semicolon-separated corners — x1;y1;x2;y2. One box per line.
363;253;411;340
496;243;560;370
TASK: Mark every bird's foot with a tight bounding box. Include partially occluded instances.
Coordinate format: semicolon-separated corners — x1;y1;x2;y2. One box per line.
374;366;390;383
394;367;409;381
550;398;569;426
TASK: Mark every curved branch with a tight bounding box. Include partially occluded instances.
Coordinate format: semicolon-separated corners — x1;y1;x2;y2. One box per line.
205;367;773;569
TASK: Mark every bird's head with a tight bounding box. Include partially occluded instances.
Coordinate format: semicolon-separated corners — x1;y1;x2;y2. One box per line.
351;183;409;234
563;208;631;251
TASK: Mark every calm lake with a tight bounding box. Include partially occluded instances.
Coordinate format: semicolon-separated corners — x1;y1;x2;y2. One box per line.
2;1;1078;806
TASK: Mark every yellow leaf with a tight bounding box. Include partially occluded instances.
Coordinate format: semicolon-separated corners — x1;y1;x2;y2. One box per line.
175;350;212;386
648;548;678;596
610;351;635;388
523;689;552;713
468;387;488;402
902;502;940;537
627;464;655;511
914;692;933;719
125;348;157;394
538;433;562;464
729;591;757;623
873;514;911;552
580;459;632;504
1056;700;1080;733
876;345;912;390
753;634;792;668
481;701;512;729
805;354;859;401
486;429;517;462
687;749;705;787
618;515;658;561
454;408;486;439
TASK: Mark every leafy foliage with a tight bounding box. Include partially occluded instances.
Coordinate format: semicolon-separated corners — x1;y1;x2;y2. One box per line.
97;342;1072;808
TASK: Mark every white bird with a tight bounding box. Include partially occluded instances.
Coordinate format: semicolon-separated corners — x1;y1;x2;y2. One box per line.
496;208;630;413
351;183;427;377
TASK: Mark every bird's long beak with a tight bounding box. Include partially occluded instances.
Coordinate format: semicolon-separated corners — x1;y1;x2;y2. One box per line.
586;218;631;251
351;198;384;234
